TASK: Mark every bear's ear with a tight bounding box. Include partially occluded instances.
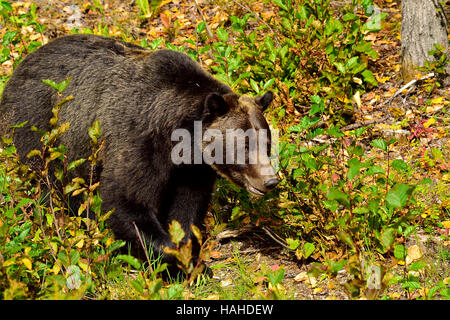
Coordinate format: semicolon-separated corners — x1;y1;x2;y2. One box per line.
204;93;229;119
255;91;273;112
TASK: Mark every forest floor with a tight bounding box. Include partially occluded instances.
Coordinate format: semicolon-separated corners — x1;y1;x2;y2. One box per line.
1;0;448;300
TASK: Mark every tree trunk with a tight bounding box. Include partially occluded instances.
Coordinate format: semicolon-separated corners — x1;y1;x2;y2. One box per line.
401;0;449;83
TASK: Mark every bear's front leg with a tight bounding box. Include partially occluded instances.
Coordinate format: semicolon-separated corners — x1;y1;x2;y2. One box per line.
105;197;174;259
161;165;216;260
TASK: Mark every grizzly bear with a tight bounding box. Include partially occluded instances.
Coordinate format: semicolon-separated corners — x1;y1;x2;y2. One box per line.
0;34;279;271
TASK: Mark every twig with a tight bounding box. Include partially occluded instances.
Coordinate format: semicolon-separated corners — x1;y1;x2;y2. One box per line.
193;0;213;39
261;226;291;250
132;221;154;273
382;72;435;106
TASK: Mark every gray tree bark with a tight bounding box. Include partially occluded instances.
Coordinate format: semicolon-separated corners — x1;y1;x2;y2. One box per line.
401;0;449;83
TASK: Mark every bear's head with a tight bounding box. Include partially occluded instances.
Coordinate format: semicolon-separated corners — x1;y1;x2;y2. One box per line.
201;91;279;196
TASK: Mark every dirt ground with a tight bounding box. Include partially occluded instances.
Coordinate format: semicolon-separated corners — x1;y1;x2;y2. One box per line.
206;224;449;299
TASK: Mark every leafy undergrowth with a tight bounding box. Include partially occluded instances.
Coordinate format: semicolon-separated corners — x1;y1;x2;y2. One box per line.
0;0;449;299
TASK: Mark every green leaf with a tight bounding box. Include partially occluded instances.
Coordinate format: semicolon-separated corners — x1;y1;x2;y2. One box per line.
216;28;228;42
42;79;59;91
381;228;395;249
107;240;126;254
337;230;355;249
263;78;275;91
327;188;349;208
331;260;345;273
250;79;260;93
365;12;387;32
42;77;71;93
327;125;344;138
346;57;359;70
299;116;320;130
131;279;144;293
371;139;387;151
365;165;385;176
403;226;416;238
296;5;307;21
325;18;343;36
10;120;28;129
343;13;358;21
323;200;339;213
272;0;288;11
402;281;421;290
268;268;285;285
0;1;13;12
362;69;377;86
409;261;426;271
334;62;346;74
196;21;206;34
392;159;409;172
286;238;300;250
67;159;86;171
168;220;185;246
57;77;71;93
303;242;315;259
347;158;361;180
116;254;141;269
394;245;406;260
88;119;101;144
386;184;412;209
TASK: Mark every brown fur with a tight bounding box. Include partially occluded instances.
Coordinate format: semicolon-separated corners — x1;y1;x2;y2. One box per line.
0;34;277;272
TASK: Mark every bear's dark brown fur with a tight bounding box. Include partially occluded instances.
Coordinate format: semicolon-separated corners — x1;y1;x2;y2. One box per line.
0;34;278;269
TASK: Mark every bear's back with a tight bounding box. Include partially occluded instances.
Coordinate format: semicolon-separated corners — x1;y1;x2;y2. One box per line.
1;34;232;169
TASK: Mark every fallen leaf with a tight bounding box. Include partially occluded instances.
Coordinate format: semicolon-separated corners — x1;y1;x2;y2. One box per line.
431;97;444;104
423;118;435;128
294;271;309;282
221;279;232;287
313;287;323;294
210;251;221;259
160;11;171;29
406;245;423;265
353;90;361;108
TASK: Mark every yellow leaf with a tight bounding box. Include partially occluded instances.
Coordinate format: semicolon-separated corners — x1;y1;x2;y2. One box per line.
50;263;60;275
390;107;405;117
3;259;15;267
442;221;450;229
21;258;32;270
423;118;435;128
78;260;88;272
353;91;361;108
105;237;114;247
294;271;309;282
390;292;401;299
49;242;58;254
24;247;31;256
75;239;84;249
431;97;444;104
313;287;323;294
353;77;362;85
376;75;390;83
